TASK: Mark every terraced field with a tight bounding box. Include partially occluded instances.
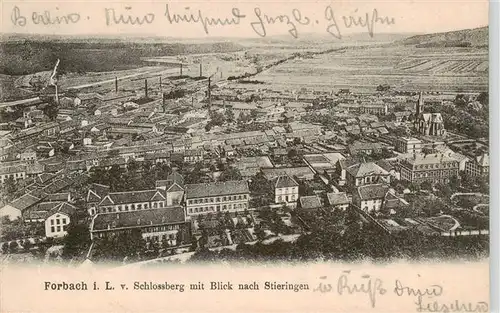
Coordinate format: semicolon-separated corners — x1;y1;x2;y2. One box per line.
253;45;488;92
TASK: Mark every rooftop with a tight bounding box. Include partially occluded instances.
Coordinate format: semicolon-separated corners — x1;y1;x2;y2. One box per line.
357;184;390;200
327;192;350;206
185;180;249;199
299;195;322;210
92;206;186;232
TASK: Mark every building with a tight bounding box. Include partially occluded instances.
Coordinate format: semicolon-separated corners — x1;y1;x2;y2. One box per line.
0;193;41;221
97;189;167;214
272;174;299;207
345;162;391;187
90;206;189;246
41;202;78;238
86;183;111;216
400;153;459;184
414;92;446;137
394;137;422;154
184;149;204;163
465;153;489;177
348;141;383;156
0;164;26;184
184;180;250;216
352;184;408;214
326;192;350;211
155;171;185;206
298;195;322;210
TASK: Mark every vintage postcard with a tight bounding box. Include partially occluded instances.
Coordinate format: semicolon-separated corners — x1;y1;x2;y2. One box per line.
0;0;491;312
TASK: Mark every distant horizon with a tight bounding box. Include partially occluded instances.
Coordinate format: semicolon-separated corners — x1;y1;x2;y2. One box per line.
0;25;488;42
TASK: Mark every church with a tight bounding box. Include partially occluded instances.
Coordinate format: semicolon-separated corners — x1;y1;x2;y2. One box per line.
414;92;446;137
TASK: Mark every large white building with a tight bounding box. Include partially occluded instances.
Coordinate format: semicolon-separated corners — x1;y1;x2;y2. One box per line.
465;153;489;177
272;174;299;207
97;189;167;214
184;180;250;216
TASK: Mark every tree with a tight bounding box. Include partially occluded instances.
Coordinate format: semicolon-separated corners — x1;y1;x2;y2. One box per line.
9;241;18;253
23;239;32;252
219;167;242;182
2;242;9;253
42;99;59;121
420;180;432;191
4;176;17;200
225;108;235;123
62;224;91;259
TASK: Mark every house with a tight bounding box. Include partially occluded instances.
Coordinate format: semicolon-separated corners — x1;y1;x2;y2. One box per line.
400;153;459;184
345;162;391;187
272;175;299;207
261;167;315;181
465;153;489;177
42;202;78;238
86;183;110;216
390;111;412;123
155;171;185;207
0;193;42;221
0;164;26;184
90;206;189;246
184;180;250;216
326;192;350;211
352;184;408;214
184;149;204;163
394;137;422;154
97;189;167;214
298;195;322;210
348;141;383;155
20;149;37;161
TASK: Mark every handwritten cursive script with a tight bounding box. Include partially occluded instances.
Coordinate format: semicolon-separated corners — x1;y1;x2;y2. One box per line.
313;272;387;308
324;6;395;39
415;298;489;313
10;4;396;40
394;279;443;301
164;4;245;35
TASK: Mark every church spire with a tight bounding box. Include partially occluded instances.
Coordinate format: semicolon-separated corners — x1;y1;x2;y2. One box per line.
416;91;424;116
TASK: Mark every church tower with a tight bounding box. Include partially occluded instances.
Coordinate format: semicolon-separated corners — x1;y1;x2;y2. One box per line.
416;91;424;116
414;91;424;129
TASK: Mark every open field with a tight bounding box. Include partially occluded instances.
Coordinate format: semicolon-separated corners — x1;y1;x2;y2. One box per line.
252;45;488;92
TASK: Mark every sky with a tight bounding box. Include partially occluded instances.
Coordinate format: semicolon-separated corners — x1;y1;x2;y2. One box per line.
1;0;489;39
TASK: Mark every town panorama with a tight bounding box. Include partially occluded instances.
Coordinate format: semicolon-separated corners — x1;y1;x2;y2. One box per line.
0;27;489;266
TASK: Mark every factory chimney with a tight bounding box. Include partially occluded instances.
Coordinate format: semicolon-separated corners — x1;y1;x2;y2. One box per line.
199;63;202;77
115;77;118;93
180;63;183;76
145;79;148;98
159;76;162;89
208;76;211;108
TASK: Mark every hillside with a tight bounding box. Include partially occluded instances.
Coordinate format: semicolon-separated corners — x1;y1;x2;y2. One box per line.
0;40;243;75
397;26;488;48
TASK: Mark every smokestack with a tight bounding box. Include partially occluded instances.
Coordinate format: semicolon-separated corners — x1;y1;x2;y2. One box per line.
115;77;118;93
208;77;211;108
145;79;148;99
199;63;202;77
180;63;183;76
159;76;162;90
55;85;59;105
